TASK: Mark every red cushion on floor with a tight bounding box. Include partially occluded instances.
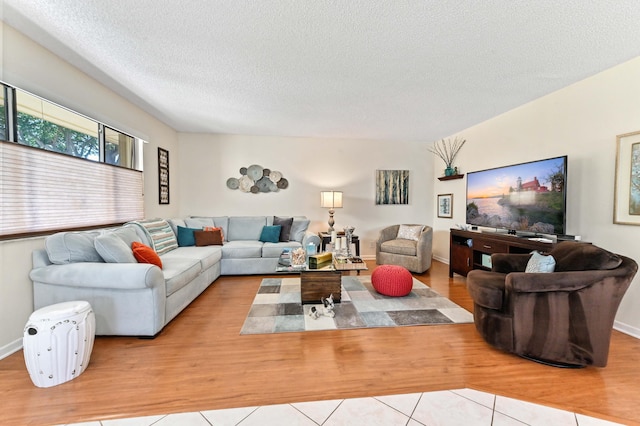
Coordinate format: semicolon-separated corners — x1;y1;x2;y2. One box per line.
371;265;413;297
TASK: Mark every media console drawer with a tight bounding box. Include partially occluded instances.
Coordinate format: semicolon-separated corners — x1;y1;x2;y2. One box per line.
472;238;508;254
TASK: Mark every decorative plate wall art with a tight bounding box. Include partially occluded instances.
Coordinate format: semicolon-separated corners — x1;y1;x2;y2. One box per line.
227;164;289;193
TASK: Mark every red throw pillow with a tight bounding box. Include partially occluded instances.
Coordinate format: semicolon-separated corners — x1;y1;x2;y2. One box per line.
131;242;163;269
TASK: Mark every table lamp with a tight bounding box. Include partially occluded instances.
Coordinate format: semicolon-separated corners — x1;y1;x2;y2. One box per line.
320;191;343;232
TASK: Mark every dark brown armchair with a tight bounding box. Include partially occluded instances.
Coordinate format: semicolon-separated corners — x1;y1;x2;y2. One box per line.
466;241;637;367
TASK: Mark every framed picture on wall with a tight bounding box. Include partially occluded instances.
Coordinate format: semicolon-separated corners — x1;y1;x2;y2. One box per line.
158;147;169;204
375;170;409;205
614;130;640;224
438;193;453;218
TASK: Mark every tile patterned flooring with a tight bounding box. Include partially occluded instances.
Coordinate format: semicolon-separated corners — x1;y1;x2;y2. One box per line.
60;388;621;426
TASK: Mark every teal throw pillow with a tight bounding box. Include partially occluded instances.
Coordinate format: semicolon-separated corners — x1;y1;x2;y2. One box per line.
259;225;282;243
177;226;200;247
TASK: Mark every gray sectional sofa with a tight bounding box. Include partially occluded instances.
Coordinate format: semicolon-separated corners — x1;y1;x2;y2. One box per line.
29;216;320;337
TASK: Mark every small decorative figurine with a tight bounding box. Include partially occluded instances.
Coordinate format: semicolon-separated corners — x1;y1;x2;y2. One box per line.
308;294;335;319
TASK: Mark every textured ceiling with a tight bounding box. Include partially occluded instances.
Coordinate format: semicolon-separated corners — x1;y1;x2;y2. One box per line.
3;1;640;142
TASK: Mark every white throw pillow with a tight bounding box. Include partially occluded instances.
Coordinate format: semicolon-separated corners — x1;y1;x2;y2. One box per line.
525;251;556;273
396;224;425;241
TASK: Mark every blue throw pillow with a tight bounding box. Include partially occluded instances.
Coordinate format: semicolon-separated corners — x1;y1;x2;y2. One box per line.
177;226;200;247
259;225;282;243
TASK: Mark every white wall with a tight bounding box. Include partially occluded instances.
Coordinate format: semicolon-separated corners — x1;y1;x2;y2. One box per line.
0;23;180;357
4;17;639;357
432;56;640;337
177;133;433;256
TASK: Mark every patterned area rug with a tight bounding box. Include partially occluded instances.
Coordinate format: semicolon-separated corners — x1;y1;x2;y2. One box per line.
240;275;473;335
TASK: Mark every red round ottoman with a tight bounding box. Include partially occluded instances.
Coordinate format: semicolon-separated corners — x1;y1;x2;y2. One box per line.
371;265;413;297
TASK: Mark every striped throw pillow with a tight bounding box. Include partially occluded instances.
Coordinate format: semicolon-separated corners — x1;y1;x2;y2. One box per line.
135;218;178;255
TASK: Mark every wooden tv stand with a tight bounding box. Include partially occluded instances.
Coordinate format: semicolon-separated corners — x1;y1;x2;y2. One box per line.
449;229;555;277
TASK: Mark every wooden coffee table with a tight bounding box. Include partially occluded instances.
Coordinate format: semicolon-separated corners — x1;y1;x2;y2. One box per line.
276;256;367;304
300;269;342;304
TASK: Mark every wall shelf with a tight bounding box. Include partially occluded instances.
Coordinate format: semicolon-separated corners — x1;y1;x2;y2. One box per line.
438;174;464;181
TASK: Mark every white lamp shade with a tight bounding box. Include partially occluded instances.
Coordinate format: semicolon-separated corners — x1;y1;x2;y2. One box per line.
320;191;343;209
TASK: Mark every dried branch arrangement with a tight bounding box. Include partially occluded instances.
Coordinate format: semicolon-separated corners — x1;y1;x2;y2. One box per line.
428;136;466;168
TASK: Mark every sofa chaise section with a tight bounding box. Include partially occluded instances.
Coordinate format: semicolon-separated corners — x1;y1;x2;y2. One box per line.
30;221;222;337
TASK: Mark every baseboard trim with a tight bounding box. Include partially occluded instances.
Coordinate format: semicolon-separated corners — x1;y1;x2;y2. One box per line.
0;338;23;361
433;255;448;264
614;320;640;339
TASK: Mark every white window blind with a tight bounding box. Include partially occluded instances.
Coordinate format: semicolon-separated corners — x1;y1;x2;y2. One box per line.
1;140;144;237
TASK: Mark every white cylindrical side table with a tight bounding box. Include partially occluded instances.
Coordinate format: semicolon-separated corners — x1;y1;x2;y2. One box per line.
23;300;95;388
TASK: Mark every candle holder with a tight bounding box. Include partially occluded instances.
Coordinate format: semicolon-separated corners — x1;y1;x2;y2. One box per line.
344;226;355;258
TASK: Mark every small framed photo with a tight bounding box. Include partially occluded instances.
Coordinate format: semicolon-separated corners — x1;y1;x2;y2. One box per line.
438;193;453;218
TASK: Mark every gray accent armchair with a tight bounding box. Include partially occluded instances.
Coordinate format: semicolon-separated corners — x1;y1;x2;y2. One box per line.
376;225;433;273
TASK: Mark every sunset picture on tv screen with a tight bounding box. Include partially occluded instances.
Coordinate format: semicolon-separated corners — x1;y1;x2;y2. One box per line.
466;156;566;234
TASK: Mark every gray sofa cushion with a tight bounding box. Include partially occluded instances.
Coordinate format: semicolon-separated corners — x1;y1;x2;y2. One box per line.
161;257;202;296
227;216;267;241
185;217;214;229
162;246;222;271
262;241;302;258
94;232;137;263
212;217;229;241
167;218;187;236
222;241;263;258
45;231;103;264
290;218;311;242
113;226;144;247
380;239;417;256
187;216;230;241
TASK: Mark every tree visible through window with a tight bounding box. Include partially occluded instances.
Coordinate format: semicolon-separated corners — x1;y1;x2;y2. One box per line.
16;90;99;160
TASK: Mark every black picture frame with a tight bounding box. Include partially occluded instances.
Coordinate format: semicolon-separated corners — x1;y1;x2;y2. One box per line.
158;147;169;204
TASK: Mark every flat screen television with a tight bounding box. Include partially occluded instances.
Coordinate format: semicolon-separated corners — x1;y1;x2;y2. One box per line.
466;155;568;236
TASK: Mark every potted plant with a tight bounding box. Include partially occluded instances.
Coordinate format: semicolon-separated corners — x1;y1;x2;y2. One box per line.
428;136;466;176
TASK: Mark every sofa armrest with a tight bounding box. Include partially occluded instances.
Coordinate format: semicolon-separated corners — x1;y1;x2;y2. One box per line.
491;253;531;274
32;249;52;268
30;262;165;291
416;226;433;260
302;232;321;251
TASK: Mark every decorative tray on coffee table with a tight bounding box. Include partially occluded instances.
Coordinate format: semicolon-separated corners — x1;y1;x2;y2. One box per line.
333;256;367;271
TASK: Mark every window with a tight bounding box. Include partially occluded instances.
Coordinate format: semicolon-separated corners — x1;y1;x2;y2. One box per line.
0;82;145;238
16;90;100;160
0;86;7;140
104;126;137;169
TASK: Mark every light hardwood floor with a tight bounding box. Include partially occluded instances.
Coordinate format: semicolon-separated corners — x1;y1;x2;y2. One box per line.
2;260;640;426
